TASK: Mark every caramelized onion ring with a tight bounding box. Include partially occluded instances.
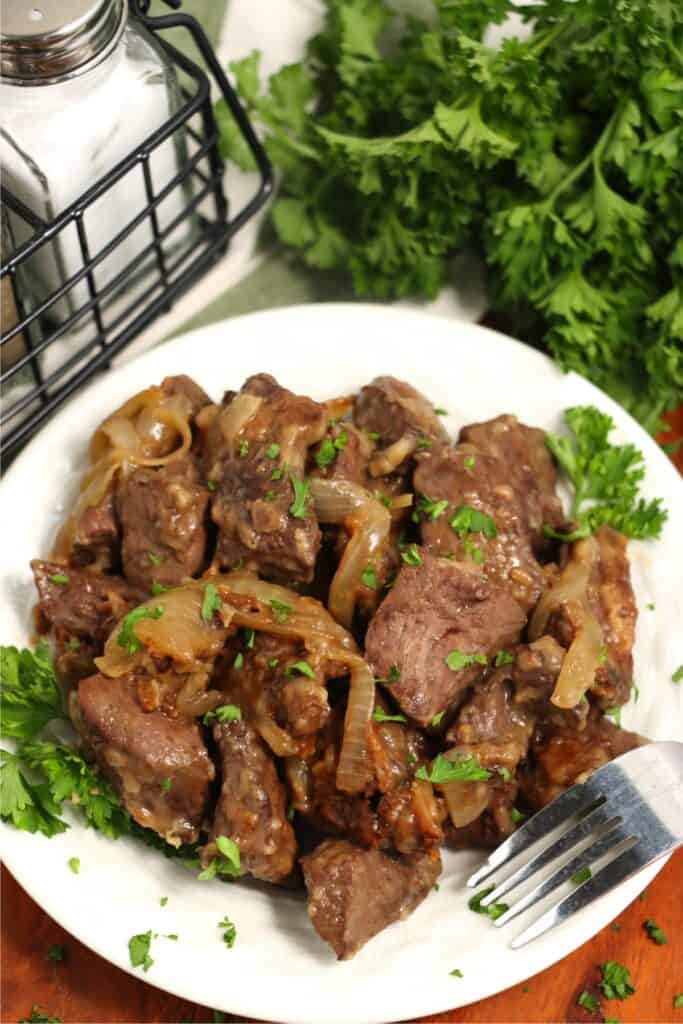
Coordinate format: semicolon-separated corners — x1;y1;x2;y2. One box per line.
441;780;490;828
369;433;417;477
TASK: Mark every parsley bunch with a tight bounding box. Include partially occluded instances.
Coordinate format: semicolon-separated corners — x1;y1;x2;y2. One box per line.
217;0;683;428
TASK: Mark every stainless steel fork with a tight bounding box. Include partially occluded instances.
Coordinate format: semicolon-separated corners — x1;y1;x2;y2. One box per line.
467;741;683;948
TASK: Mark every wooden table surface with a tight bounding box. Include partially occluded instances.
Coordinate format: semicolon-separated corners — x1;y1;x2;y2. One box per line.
3;413;682;1024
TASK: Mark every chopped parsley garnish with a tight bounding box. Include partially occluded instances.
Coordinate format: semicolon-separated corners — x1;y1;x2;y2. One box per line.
285;660;315;679
431;711;445;728
18;1007;62;1023
160;897;168;907
289;476;310;518
416;438;432;450
632;683;640;703
233;652;244;671
148;552;164;567
128;930;154;972
604;707;622;728
202;704;241;725
219;915;237;949
449;505;497;539
497;767;512;783
151;581;169;595
413;493;449;522
672;664;683;684
49;573;69;585
270;598;290;622
199;835;241;880
271;466;283;480
117;606;164;655
449;968;463;977
445;650;487;672
599;960;635;1001
674;994;683;1009
434;408;448;416
401;543;422;566
647;602;655;611
268;658;280;669
611;924;621;932
603;1017;621;1024
366;432;379;441
372;706;407;724
46;944;65;962
316;438;337;468
463;455;476;472
494;650;514;667
160;779;171;793
468;886;508;920
207;478;217;491
244;627;256;649
377;664;401;685
201;583;222;624
643;919;667;944
67;638;80;650
577;991;600;1013
265;443;280;459
510;807;526;824
264;490;276;502
464;538;484;564
545;407;668;541
571;865;592;885
361;564;377;590
416;752;491;784
238;439;249;458
68;857;80;874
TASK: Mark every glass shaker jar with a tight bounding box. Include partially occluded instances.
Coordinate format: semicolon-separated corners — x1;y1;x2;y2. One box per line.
0;0;195;322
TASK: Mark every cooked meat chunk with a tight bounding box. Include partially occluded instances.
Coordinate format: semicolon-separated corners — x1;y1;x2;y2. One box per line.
160;374;211;419
519;708;645;809
216;632;331;741
311;422;373;487
377;779;445;854
32;559;143;645
447;674;534;772
207;374;326;583
354;376;448;449
445;777;521;849
365;551;526;726
414;443;548;611
510;636;589;731
117;455;209;589
204;719;296;883
70;489;119;570
368;702;429;794
78;673;214;844
302;839;441;959
459;414;564;547
546;527;637;708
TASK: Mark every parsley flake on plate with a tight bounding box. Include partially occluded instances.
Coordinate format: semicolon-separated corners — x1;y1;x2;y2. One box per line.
672;664;683;684
128;930;154;972
599;960;635;1001
576;990;600;1014
68;857;80;874
46;944;65;962
413;493;449;523
643;919;667;944
219;915;237;949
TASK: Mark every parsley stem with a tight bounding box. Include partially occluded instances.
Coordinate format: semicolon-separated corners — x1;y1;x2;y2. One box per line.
545;106;621;209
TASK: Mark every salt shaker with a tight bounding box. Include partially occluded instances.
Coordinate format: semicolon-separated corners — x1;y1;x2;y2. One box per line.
0;0;194;321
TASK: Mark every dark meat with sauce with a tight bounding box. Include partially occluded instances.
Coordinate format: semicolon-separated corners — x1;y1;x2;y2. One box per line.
70;490;119;570
414;443;549;611
301;838;441;959
160;373;211;420
77;673;214;844
365;551;526;726
207;374;326;583
354;376;448;449
519;708;645;809
447;674;534;773
459;414;564;549
203;718;296;883
546;527;637;709
117;455;209;590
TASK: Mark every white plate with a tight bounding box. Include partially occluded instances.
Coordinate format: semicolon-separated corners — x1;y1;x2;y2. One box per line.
1;304;682;1024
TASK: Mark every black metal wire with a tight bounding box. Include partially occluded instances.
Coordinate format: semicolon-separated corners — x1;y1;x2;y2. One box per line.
0;0;272;461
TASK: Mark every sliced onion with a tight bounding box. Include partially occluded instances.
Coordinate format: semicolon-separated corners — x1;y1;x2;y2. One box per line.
323;395;354;420
368;433;417;477
551;605;603;708
336;657;375;793
412;779;443;837
441;780;490;828
310;479;391;629
254;714;299;757
218;392;262;452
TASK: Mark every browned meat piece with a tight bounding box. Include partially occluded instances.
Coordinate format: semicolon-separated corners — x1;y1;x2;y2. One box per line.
32;559;143;647
354;376;448;449
510;636;589;732
367;701;429;794
77;673;214;844
414;443;548;611
117;455;209;589
160;374;211;418
204;719;296;883
546;527;637;709
310;422;373;487
459;414;564;547
447;675;534;772
301;839;441;959
216;632;331;742
377;780;445;854
70;490;119;570
365;551;526;727
445;777;521;849
207;374;326;583
519;708;645;809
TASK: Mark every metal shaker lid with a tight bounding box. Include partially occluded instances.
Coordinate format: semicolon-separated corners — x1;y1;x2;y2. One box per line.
0;0;126;85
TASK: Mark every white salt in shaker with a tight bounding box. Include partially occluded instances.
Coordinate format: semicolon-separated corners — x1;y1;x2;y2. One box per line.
0;0;193;321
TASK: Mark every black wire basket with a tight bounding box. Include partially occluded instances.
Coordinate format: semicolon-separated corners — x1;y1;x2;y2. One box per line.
0;0;272;461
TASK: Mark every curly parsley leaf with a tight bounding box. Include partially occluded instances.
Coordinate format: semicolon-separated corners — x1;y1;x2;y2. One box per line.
0;642;67;740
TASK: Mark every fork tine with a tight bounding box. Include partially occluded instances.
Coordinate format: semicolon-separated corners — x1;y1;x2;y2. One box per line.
479;804;620;908
509;839;640;948
493;820;626;926
466;786;601;888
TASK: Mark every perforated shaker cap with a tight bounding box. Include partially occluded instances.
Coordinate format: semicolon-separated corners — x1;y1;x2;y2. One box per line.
1;0;125;85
